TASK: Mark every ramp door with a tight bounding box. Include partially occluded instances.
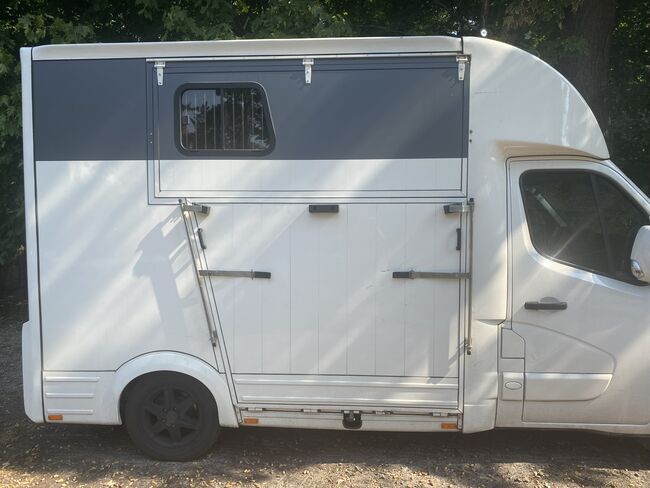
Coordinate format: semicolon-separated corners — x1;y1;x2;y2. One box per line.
153;55;469;411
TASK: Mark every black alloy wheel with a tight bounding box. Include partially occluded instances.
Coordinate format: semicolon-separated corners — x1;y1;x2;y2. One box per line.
124;372;220;461
142;385;200;445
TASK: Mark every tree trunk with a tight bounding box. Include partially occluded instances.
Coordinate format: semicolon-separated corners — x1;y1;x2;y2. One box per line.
556;0;617;138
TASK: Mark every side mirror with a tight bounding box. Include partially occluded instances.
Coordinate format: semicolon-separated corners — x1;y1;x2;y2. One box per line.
631;225;650;283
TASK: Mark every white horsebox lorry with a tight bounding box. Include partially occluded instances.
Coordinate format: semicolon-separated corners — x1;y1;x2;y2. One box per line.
20;35;650;460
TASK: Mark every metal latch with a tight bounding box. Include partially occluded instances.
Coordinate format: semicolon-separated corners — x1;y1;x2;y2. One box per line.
303;58;314;84
444;200;475;214
154;61;165;86
180;202;210;215
456;55;469;81
199;269;272;280
392;270;470;280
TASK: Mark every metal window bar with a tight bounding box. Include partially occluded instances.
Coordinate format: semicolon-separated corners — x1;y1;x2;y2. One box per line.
203;90;208;149
213;90;217;150
193;92;198;150
240;90;245;149
220;89;225;150
250;89;254;149
181;92;186;148
230;89;235;150
260;92;266;144
180;88;269;151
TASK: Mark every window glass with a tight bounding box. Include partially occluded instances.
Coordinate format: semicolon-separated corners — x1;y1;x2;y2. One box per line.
522;172;608;273
593;177;649;280
521;170;648;282
179;86;272;152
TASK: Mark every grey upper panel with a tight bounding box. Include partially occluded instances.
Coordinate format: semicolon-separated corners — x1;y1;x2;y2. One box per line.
33;59;147;161
155;56;468;160
31;55;468;161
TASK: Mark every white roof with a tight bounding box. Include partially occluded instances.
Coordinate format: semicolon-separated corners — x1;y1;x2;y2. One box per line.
30;36;462;61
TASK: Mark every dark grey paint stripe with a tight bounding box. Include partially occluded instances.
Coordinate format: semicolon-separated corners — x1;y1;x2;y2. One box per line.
32;56;469;161
33;59;147;161
156;56;468;160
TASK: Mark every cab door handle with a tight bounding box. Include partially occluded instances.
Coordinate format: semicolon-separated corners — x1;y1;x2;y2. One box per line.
524;300;568;311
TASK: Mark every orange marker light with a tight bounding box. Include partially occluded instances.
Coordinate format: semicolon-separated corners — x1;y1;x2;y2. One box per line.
441;422;457;430
243;418;259;425
48;414;63;421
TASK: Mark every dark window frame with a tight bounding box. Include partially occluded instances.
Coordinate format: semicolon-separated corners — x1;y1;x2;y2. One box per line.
174;82;276;157
519;168;649;286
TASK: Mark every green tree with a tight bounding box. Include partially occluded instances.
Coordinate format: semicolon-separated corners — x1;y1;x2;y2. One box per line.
0;0;648;269
609;0;650;192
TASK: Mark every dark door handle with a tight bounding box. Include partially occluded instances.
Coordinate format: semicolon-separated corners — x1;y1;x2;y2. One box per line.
524;301;568;311
309;204;339;214
197;228;207;250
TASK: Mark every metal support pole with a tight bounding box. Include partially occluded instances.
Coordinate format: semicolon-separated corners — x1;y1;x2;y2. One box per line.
443;198;475;355
178;199;218;346
465;198;475;355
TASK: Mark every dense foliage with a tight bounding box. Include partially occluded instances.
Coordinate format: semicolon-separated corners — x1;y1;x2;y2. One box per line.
0;0;648;265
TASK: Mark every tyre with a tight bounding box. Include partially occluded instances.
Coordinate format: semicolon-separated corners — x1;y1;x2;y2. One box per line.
124;372;220;461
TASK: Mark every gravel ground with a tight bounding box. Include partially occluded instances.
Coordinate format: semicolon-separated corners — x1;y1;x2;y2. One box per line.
2;295;650;487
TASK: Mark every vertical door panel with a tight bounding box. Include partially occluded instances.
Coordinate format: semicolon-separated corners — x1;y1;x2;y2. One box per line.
230;205;263;373
404;206;436;377
289;209;320;374
346;205;378;375
375;205;408;377
201;204;462;382
259;205;293;374
403;206;460;377
315;208;348;375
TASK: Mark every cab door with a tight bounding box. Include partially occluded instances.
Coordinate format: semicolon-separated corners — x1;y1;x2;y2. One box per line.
509;160;650;425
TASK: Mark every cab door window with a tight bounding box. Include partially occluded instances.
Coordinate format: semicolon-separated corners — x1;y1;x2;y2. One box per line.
521;170;648;283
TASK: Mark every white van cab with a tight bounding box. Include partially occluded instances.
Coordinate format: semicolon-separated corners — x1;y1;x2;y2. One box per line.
20;35;650;460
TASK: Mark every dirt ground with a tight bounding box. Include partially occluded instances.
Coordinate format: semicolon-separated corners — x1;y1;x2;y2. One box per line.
2;296;650;487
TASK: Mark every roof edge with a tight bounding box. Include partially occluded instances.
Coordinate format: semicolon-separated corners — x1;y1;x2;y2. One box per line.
31;36;462;61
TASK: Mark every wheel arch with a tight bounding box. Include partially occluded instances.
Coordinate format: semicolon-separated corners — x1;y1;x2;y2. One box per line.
113;351;239;428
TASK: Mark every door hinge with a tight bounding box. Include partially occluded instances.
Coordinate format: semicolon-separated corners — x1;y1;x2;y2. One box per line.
303;58;314;84
154;61;165;86
456;55;469;81
209;329;219;346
